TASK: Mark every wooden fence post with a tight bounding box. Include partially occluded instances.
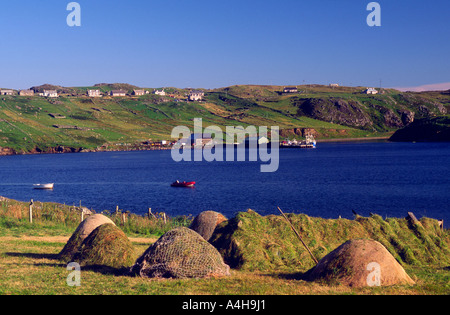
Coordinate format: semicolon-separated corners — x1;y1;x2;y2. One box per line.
29;199;34;223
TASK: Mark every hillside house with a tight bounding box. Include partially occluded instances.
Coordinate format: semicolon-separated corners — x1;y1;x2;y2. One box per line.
191;133;212;146
43;90;58;98
365;88;378;95
283;87;298;93
177;133;212;147
110;90;127;97
133;89;145;96
189;90;204;101
88;89;102;97
19;90;34;96
0;90;14;96
154;89;166;96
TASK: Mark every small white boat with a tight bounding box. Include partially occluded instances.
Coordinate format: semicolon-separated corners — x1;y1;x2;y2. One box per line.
33;183;54;190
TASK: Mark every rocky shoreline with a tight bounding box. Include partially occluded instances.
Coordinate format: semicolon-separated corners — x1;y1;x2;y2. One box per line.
0;144;172;157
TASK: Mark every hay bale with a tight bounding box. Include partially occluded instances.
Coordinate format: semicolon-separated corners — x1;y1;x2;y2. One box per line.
58;214;115;261
189;211;227;241
74;224;135;269
130;227;231;279
305;239;415;287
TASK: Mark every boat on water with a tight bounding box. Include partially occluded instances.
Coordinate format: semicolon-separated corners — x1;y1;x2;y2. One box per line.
171;181;196;188
33;183;54;190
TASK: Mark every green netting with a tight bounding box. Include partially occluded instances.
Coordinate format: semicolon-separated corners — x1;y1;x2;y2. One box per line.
130;227;230;279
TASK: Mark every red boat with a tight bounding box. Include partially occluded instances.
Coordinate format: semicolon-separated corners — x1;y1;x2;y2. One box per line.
171;181;196;188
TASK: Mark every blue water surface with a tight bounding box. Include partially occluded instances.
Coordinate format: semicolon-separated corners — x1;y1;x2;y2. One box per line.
0;141;448;226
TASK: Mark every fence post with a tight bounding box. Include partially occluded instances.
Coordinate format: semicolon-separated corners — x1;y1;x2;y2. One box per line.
148;208;156;220
122;212;126;225
29;199;34;223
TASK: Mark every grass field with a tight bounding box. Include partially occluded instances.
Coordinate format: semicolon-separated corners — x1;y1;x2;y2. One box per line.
0;198;448;295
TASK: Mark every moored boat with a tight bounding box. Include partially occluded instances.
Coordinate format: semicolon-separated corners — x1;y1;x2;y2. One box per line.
171;181;195;188
33;183;54;190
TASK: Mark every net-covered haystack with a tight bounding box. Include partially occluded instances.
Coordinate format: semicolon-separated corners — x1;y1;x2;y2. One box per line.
304;239;415;287
74;223;135;269
189;211;227;241
130;227;231;279
58;214;115;262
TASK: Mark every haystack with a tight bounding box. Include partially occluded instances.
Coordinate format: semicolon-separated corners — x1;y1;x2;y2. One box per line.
189;211;227;241
130;227;231;279
305;239;415;287
74;223;135;269
58;214;115;262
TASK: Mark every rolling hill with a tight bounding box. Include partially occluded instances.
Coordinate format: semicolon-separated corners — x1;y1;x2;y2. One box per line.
0;84;449;155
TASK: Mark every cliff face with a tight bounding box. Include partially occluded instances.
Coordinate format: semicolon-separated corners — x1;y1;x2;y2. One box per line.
389;116;450;142
296;98;373;129
292;92;448;132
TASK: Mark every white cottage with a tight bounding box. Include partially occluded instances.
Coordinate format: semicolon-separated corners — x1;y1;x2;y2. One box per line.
365;88;378;95
43;90;58;98
88;89;102;97
189;90;204;101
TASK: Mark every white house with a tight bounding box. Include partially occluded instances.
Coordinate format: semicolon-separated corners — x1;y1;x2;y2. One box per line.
133;89;145;96
19;90;34;96
88;89;102;97
283;87;298;93
365;88;378;95
189;90;204;101
154;89;166;96
43;90;58;98
0;89;14;96
110;90;127;97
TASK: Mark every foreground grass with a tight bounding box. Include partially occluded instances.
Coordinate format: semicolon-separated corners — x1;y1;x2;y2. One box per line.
0;198;448;295
0;227;448;295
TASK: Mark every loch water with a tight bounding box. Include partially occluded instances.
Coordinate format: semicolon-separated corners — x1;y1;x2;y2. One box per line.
0;141;449;227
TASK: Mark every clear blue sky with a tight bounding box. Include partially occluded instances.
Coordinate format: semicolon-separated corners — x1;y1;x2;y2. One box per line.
1;0;449;89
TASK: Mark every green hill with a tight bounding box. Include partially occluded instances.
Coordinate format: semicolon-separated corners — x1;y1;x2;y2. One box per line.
0;84;449;154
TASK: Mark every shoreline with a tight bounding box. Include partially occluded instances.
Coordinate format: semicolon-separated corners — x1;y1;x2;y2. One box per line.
316;136;391;143
0;137;395;157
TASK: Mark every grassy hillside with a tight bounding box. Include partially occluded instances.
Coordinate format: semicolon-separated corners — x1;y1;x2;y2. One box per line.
1;84;449;154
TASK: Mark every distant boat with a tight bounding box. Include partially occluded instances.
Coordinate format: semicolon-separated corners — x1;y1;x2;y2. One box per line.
33;183;54;190
171;181;195;188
